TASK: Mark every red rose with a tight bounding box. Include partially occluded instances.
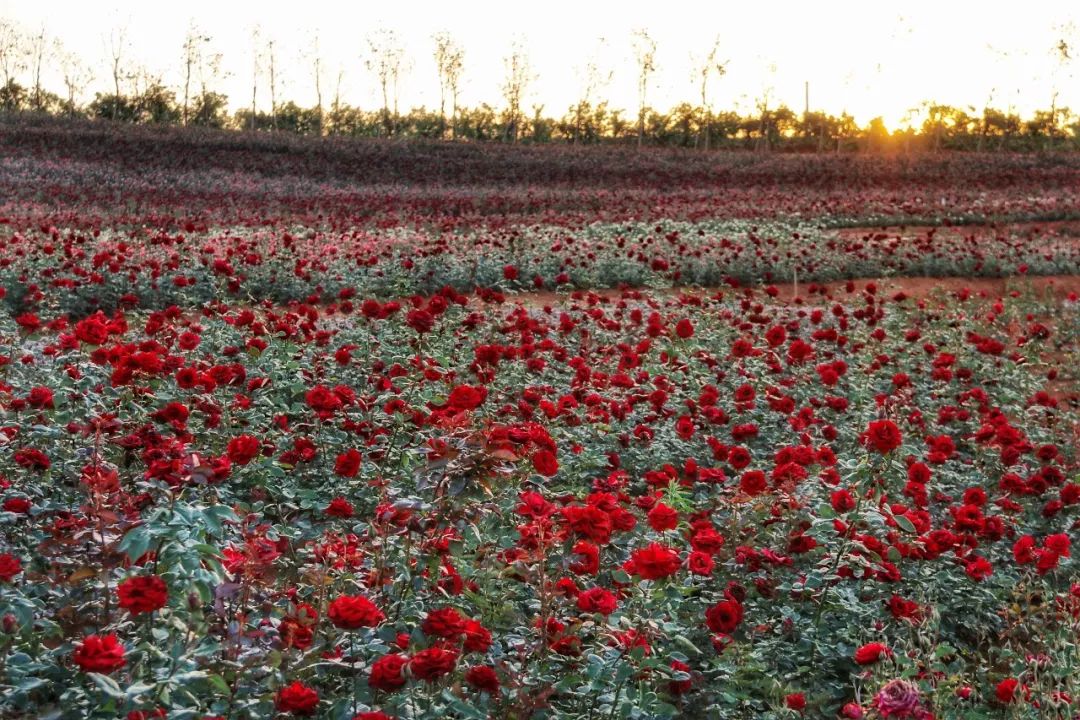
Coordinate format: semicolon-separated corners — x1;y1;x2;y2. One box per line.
861;420;902;454
446;385;487;412
965;555;993;582
830;489;856;513
841;702;864;718
27;386;54;409
465;665;500;693
369;653;409;691
502;265;518;281
576;587;618;615
276;681;319;715
668;659;693;695
13;449;49;472
279;617;314;650
705;599;743;633
675;319;694;339
335;449;363;477
687;551;715;576
995;677;1021;704
73;634;126;674
785;692;806;711
325;497;354;518
462;620;492;653
647;503;678;532
765;325;787;347
406;308;434;334
74;314;110;344
305;385;342;413
1013;535;1036;564
422;607;466;639
531;450;559;477
353;713;394;720
2;498;30;515
626;543;681;580
728;446;751;470
885;595;922;622
853;642;890;665
117;575;168;615
786;339;814;364
226;435;261;465
739;470;767;495
328;595;384;630
569;541;600;575
409;647;458;681
1045;533;1071;557
0;553;21;582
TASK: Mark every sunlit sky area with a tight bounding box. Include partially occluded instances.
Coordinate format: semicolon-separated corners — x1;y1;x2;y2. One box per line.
3;0;1079;130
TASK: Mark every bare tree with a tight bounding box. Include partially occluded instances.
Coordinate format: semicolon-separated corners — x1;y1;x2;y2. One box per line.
691;36;727;150
0;19;27;92
433;31;464;139
330;64;345;133
27;25;47;111
249;25;260;130
754;61;777;152
55;41;92;115
571;38;613;144
631;29;656;149
268;39;279;129
307;31;324;129
500;40;534;143
105;26;129;121
181;23;212;125
365;29;407;136
1048;24;1076;151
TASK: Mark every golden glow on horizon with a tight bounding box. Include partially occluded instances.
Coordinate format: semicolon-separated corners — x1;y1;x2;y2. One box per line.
1;0;1077;128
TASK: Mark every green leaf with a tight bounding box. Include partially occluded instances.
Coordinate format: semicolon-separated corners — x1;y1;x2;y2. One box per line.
87;673;126;699
673;634;701;656
118;526;153;562
894;515;916;533
206;674;232;695
125;681;155;698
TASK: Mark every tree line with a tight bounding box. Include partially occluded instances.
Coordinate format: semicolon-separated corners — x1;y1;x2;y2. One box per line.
1;17;1079;152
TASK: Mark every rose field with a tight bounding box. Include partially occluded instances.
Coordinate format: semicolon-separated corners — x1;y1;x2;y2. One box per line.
0;119;1078;720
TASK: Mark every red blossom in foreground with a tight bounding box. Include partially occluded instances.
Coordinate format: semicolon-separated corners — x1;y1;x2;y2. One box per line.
73;634;126;674
369;653;409;691
531;450;559;477
325;497;355;518
625;543;681;580
117;575;168;615
0;554;21;582
328;595;385;629
275;681;319;715
465;665;500;693
861;419;903;454
854;642;892;665
409;647;458;681
705;598;744;634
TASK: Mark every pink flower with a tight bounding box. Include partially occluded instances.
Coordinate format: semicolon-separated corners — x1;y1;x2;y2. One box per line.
873;679;923;718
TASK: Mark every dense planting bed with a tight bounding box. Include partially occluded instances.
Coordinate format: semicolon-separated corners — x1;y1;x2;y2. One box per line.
0;119;1077;719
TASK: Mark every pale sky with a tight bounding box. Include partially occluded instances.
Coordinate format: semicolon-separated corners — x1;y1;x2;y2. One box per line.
2;0;1078;129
